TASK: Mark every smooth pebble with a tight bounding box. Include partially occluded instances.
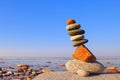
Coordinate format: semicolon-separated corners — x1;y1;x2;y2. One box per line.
70;35;84;41
76;69;89;77
66;24;80;30
68;29;85;36
72;39;88;47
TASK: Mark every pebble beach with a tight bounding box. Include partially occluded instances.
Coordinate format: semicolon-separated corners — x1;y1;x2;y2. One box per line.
0;57;120;80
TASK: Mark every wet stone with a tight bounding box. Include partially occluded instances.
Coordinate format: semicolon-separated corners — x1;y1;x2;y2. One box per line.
0;63;54;79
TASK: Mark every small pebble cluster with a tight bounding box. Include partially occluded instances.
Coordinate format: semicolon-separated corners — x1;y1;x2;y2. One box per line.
66;19;88;47
0;64;52;80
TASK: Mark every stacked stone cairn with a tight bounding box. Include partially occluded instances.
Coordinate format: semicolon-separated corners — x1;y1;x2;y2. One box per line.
65;19;105;77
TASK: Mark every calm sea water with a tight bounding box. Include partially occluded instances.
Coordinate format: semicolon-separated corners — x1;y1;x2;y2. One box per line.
0;57;120;71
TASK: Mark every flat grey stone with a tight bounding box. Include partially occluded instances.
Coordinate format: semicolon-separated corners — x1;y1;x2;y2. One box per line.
72;39;88;47
68;29;85;36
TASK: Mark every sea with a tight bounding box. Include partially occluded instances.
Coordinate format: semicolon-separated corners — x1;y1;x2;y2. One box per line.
0;56;120;71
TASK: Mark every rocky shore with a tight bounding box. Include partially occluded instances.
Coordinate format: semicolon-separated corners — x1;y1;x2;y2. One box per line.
0;60;120;80
0;64;53;80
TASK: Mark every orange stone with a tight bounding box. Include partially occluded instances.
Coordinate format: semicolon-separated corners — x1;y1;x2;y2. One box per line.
72;45;96;62
60;64;65;66
106;66;118;73
107;69;118;73
66;19;76;25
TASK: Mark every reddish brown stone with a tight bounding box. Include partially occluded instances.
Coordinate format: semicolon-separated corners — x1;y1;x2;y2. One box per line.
66;19;76;25
107;66;119;73
72;45;96;62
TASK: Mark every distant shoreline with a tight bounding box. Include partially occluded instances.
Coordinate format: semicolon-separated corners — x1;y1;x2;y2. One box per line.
0;57;120;60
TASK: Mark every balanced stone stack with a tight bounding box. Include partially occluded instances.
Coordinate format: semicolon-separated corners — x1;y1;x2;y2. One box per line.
65;19;105;77
66;19;88;47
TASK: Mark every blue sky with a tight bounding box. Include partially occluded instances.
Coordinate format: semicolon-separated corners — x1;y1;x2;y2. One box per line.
0;0;120;57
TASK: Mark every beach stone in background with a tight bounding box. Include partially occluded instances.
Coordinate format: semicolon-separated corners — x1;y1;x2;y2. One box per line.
106;66;119;73
41;69;53;73
65;59;105;74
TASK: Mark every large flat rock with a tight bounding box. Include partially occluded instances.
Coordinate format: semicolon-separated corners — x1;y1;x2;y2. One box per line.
33;71;120;80
65;59;104;73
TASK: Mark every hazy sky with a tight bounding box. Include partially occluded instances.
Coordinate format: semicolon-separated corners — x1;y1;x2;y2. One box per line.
0;0;120;57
